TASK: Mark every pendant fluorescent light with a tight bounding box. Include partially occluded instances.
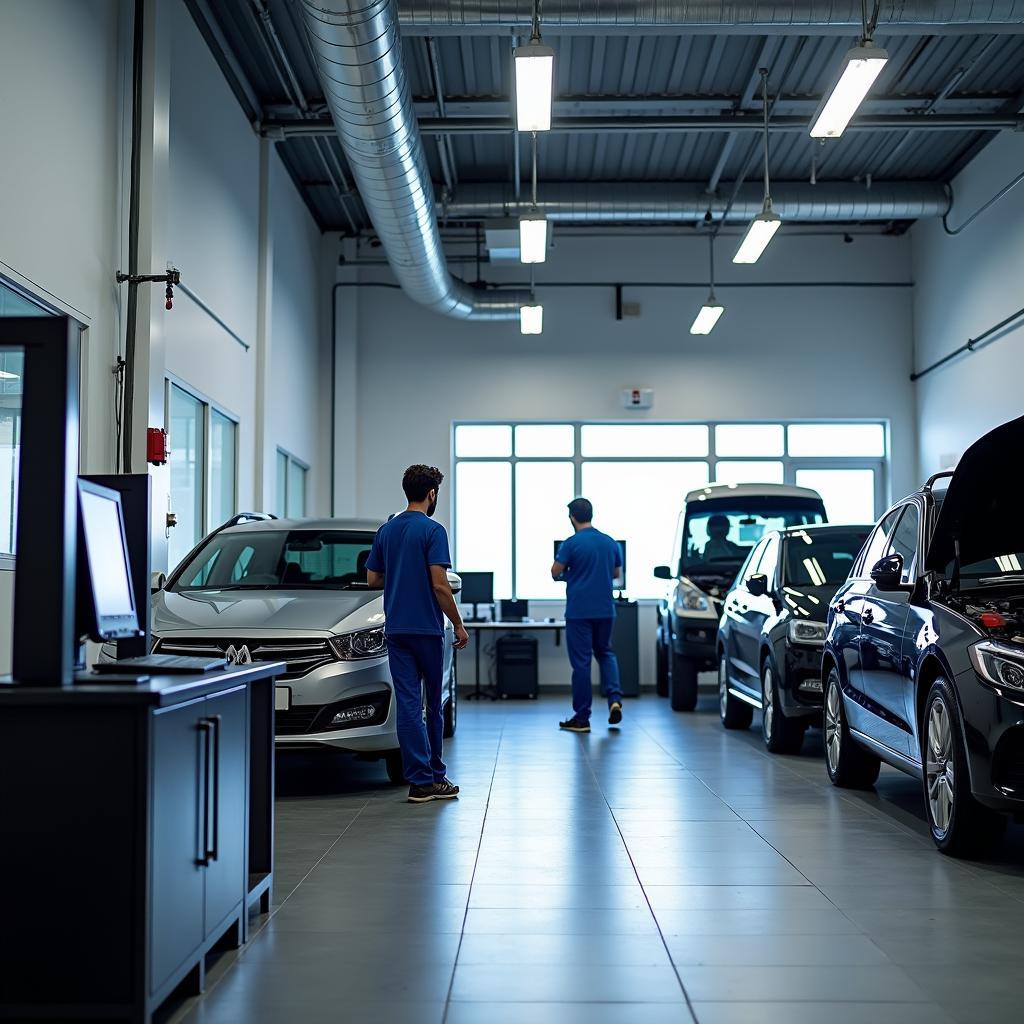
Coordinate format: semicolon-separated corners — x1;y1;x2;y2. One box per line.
810;43;889;139
735;69;781;265
520;303;544;335
519;212;549;263
514;39;554;132
691;233;724;335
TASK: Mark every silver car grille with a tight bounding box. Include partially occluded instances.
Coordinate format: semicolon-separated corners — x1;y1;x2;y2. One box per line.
153;637;335;680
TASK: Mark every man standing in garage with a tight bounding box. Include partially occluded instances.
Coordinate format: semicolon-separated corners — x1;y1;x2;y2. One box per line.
552;497;624;733
366;465;470;803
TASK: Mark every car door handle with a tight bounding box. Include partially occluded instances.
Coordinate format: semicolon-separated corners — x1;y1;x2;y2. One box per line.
863;608;874;625
835;600;845;614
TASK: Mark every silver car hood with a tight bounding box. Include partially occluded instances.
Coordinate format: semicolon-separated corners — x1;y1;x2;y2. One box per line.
153;589;384;636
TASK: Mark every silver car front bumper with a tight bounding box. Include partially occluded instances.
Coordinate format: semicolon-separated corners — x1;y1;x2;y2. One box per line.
274;655;398;753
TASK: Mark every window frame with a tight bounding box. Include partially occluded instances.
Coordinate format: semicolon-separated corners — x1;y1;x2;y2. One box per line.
277;446;310;519
453;419;891;601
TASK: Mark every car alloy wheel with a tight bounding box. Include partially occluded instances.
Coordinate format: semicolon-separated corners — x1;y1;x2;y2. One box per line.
762;665;775;742
719;657;729;719
824;678;842;774
926;696;954;838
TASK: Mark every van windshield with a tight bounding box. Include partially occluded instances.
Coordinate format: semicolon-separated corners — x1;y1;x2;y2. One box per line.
170;530;376;591
681;497;825;575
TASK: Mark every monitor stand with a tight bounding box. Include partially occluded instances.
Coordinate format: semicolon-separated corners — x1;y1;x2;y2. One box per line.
465;603;491;624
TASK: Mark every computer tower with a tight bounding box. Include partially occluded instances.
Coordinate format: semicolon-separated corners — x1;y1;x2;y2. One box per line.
608;601;640;697
495;635;539;699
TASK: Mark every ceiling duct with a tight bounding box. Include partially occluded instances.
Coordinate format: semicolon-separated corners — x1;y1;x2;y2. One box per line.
442;181;951;223
396;1;1024;32
297;0;528;320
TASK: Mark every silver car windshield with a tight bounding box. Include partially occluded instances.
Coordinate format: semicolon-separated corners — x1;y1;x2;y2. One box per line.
170;530;376;592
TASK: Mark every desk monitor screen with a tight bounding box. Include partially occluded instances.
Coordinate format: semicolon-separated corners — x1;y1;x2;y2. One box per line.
553;539;627;589
77;480;141;641
459;571;494;606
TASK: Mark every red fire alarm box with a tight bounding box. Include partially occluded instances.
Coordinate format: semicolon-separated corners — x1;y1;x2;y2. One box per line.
147;427;169;466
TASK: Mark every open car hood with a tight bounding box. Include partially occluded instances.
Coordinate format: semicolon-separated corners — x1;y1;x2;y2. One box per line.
925;414;1024;574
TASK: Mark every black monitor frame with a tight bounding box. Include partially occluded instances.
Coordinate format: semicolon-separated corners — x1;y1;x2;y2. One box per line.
458;570;495;606
76;479;143;643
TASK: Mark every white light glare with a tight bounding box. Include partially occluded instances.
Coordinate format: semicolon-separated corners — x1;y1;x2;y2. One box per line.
733;208;782;264
520;304;544;335
519;213;549;264
810;45;889;140
514;42;555;132
0;370;19;380
690;299;724;335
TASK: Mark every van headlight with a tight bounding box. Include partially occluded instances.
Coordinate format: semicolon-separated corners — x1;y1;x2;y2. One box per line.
331;627;387;661
970;640;1024;691
676;577;712;616
788;620;827;645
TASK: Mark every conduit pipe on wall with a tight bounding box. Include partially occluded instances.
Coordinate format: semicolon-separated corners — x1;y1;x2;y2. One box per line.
396;1;1024;32
297;0;528;320
441;181;951;223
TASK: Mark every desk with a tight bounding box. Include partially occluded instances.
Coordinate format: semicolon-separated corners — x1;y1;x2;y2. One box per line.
0;662;280;1023
465;620;566;700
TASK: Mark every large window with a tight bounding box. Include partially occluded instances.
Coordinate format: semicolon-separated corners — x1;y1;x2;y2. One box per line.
453;421;888;600
166;380;239;570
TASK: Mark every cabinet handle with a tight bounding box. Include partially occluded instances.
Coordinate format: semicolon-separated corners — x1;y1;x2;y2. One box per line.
196;720;213;866
205;715;222;864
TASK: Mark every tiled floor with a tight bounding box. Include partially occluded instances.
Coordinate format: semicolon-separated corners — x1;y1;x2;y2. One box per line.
171;692;1024;1024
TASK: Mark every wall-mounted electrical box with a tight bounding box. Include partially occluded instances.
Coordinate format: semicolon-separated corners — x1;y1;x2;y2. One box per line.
621;388;653;410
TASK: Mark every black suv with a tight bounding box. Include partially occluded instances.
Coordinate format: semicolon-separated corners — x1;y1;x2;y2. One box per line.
822;416;1024;855
717;524;871;753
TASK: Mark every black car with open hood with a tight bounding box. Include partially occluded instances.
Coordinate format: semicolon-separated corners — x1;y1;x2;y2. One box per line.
821;415;1024;856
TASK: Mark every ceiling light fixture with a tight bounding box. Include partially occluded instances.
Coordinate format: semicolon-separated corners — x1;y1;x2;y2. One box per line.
691;233;724;335
810;4;888;139
734;69;781;265
514;2;554;132
520;302;544;335
520;133;549;263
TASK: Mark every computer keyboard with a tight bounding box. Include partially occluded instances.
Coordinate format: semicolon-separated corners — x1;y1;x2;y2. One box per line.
95;654;228;674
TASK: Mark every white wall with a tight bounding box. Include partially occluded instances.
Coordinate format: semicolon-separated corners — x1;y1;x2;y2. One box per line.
911;130;1024;479
338;228;917;687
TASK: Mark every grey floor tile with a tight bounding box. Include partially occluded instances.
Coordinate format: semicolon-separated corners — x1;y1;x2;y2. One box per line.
455;931;672;966
643;884;832;911
676;964;928;1002
462;907;660;935
447;1003;694;1024
666;932;890;966
468;883;648;909
691;1001;958;1024
450;963;686;1002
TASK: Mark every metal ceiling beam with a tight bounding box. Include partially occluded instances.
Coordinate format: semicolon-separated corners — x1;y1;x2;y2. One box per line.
260;112;1022;137
395;1;1024;34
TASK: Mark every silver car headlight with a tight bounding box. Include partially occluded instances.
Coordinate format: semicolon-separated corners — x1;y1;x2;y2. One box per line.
970;640;1024;692
676;577;711;614
788;619;827;646
330;627;387;661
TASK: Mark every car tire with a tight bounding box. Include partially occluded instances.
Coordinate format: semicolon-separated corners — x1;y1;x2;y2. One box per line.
655;634;669;697
384;749;406;785
761;658;805;754
922;677;1006;857
670;652;699;712
823;668;880;789
443;658;458;738
719;652;753;729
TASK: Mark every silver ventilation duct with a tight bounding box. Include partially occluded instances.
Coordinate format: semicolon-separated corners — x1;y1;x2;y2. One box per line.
297;0;528;320
442;181;951;223
396;1;1024;32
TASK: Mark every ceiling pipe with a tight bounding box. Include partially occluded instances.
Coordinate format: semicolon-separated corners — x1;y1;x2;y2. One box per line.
395;1;1024;33
441;181;951;222
296;0;528;320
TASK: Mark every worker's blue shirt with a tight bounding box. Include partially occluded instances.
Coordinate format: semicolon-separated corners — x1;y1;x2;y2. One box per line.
366;511;451;636
556;528;622;620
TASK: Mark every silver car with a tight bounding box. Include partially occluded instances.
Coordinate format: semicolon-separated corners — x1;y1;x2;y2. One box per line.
150;516;459;782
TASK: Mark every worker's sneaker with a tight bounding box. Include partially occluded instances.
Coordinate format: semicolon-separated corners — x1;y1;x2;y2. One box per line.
433;778;460;799
559;717;591;733
407;783;436;803
608;701;623;726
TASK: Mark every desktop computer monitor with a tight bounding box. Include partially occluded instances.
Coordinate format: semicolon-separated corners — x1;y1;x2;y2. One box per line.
458;571;494;607
553;539;627;590
76;479;143;642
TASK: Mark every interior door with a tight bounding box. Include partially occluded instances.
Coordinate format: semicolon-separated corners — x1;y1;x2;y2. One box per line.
859;504;919;758
203;685;249;937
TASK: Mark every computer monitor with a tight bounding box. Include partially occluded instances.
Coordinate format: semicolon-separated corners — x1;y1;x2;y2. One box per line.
553;539;627;590
459;571;494;606
499;599;528;622
76;480;142;642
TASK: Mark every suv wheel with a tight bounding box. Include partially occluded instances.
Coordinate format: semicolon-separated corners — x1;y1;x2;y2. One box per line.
670;651;699;712
719;652;753;729
655;634;669;697
384;749;406;785
923;678;1005;856
823;669;880;789
761;659;805;754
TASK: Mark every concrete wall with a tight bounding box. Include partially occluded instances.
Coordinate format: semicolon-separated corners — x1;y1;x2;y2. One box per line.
911;130;1024;479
